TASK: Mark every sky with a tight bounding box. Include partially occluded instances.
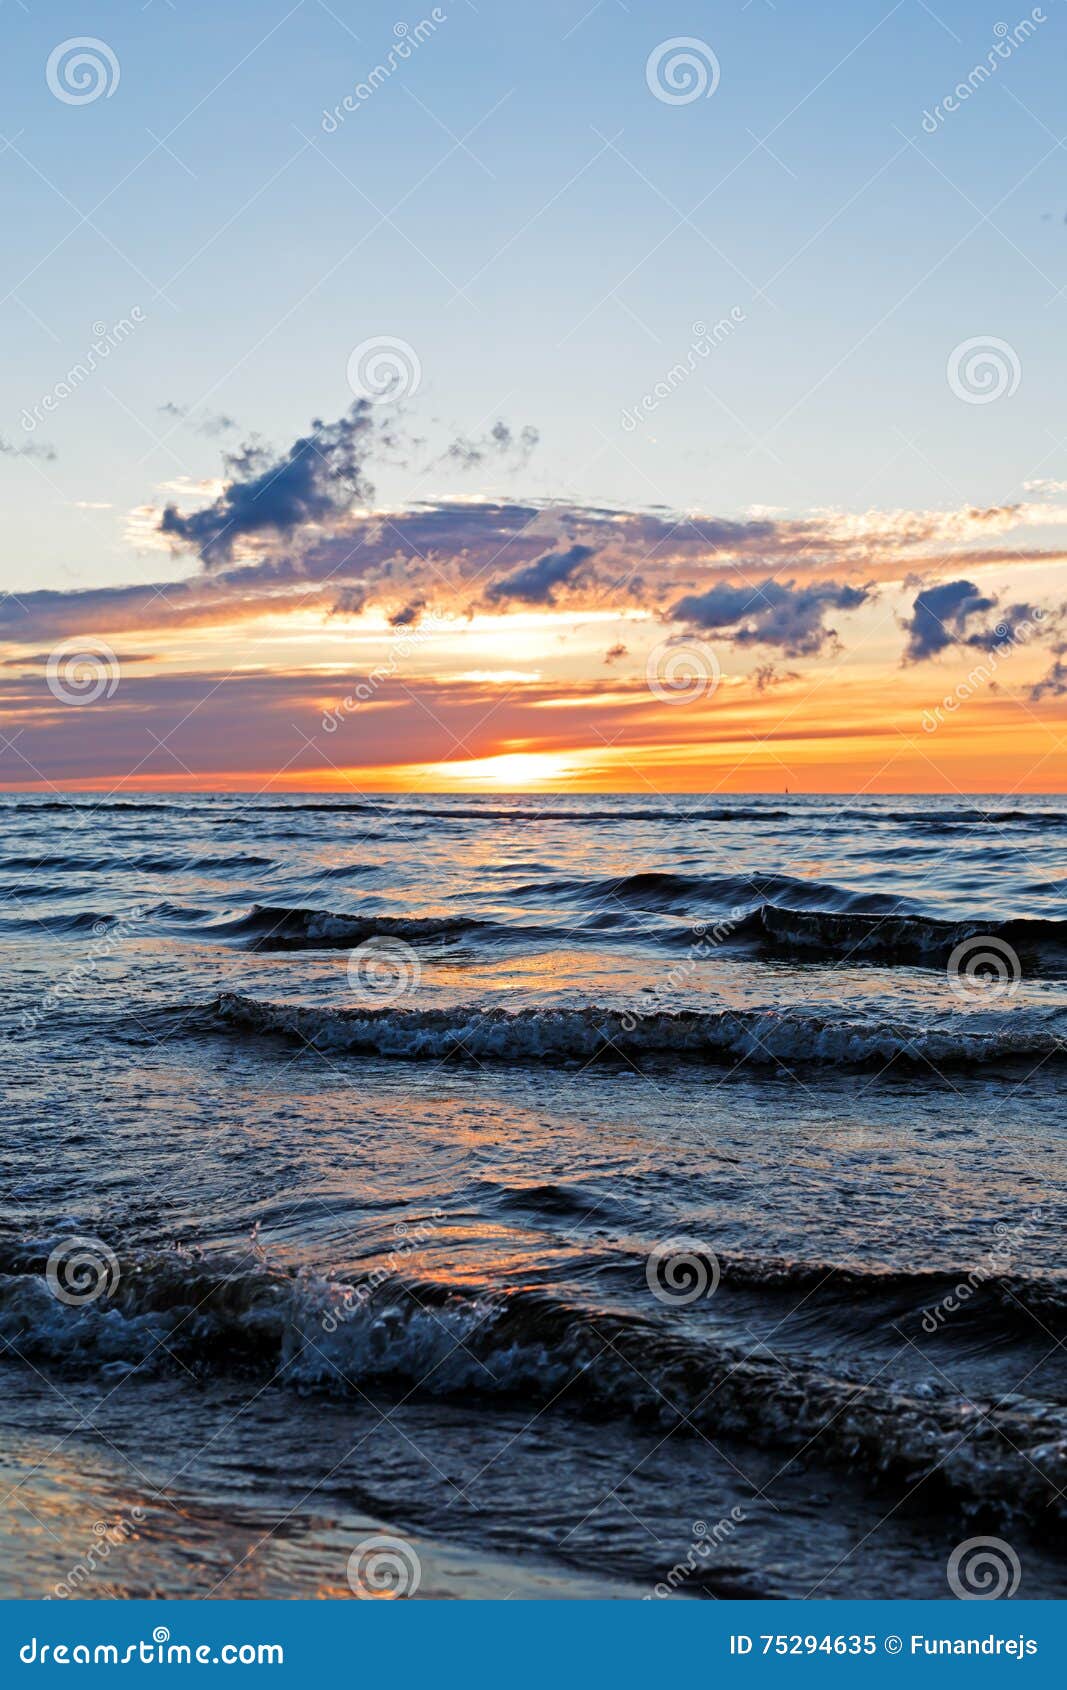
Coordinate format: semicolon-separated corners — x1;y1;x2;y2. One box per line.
1;0;1066;792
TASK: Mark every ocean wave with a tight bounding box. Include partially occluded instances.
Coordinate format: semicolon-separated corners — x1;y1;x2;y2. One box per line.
0;804;1061;845
202;991;1067;1069
190;802;797;825
515;870;907;915
3;796;1064;827
195;903;494;949
0;1248;1063;1523
887;809;1067;832
0;908;135;936
0;902;495;949
0;800;186;815
0;853;112;872
0;851;272;882
10;888;1065;974
175;852;275;871
741;905;1067;968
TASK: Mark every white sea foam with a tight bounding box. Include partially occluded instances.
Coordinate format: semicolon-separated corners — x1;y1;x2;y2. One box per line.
210;991;1067;1069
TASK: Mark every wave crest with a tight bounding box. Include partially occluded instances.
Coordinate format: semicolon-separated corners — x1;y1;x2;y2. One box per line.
0;1248;1064;1525
202;991;1067;1070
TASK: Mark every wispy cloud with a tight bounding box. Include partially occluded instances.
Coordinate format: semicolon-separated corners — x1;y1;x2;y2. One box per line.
159;402;238;438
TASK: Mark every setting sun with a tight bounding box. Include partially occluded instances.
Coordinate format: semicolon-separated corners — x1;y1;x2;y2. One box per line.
416;751;577;787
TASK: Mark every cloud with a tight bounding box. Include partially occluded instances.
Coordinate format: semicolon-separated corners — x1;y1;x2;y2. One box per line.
902;579;1053;661
604;642;628;663
159;403;375;562
750;662;800;692
159;402;238;438
2;440;1064;657
902;579;996;660
485;542;596;606
1;654;1060;791
1;650;156;669
669;578;870;655
1;435;57;463
0;668;659;787
444;420;539;470
967;602;1051;652
329;586;370;618
388;600;426;627
1032;646;1067;699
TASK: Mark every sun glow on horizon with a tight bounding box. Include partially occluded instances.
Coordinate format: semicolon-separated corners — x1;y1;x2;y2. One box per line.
415;751;578;788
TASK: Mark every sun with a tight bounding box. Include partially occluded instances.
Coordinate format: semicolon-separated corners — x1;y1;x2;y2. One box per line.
417;751;575;788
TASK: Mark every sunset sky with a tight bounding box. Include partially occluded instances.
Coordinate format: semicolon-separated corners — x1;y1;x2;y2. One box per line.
2;0;1065;793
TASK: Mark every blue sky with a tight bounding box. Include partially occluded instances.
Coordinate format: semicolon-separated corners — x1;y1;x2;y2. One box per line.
3;0;1066;600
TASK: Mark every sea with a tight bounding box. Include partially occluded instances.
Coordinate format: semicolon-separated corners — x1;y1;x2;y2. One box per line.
0;791;1064;1600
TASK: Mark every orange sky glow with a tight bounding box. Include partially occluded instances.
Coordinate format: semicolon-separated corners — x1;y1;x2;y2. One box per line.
3;495;1065;793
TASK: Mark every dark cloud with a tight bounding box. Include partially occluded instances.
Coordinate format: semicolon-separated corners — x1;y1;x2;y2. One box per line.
750;662;800;692
0;481;1058;655
903;579;1052;661
902;579;996;660
388;600;425;627
966;601;1049;652
160;404;375;562
1032;646;1067;700
604;642;628;663
329;587;370;619
485;543;595;607
670;578;869;656
443;420;539;471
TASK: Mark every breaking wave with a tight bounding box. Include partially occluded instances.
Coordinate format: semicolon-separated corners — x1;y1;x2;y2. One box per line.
198;991;1067;1069
740;905;1067;968
194;904;493;949
0;1246;1063;1526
